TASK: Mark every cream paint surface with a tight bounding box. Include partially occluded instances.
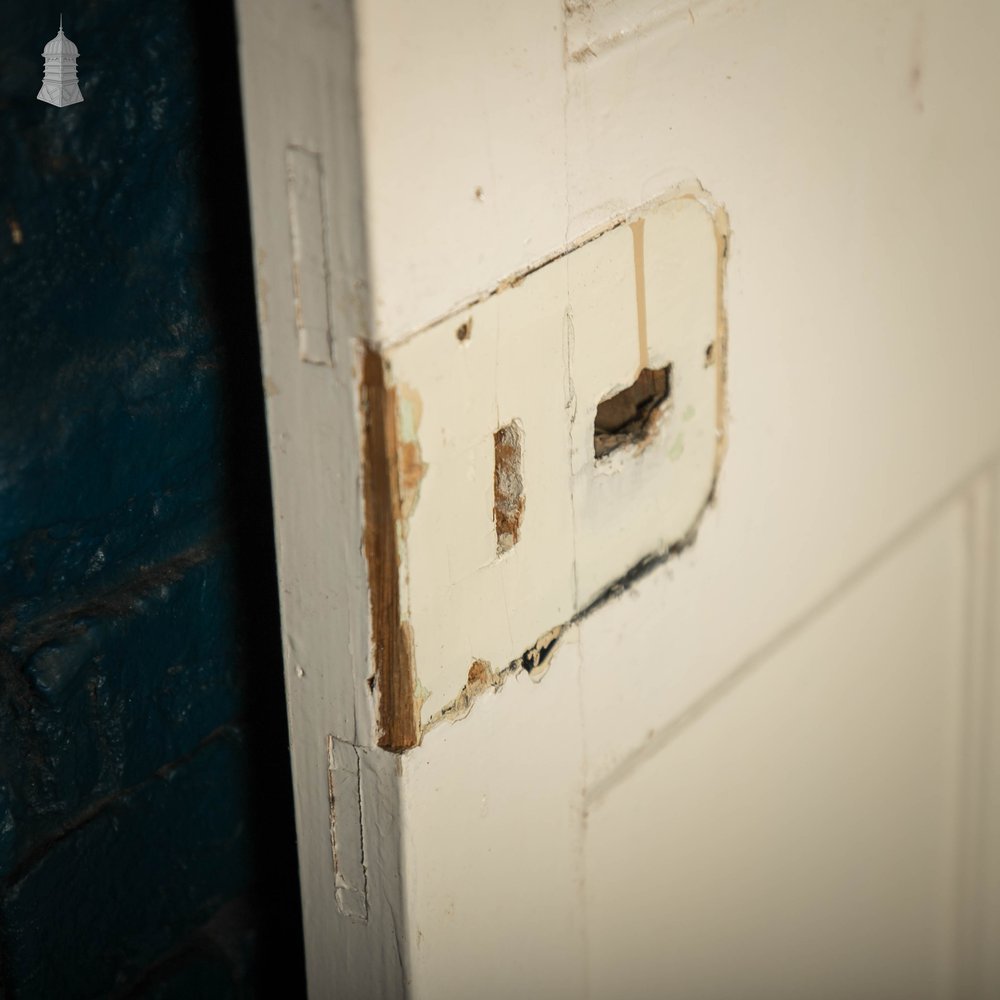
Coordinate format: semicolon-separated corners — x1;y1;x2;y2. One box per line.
400;637;587;1000
381;2;1000;995
402;486;970;999
583;499;965;1000
387;192;723;727
235;1;407;996
236;0;1000;996
353;0;1000;780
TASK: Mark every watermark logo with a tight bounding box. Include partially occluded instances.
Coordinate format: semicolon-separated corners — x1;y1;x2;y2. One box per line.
37;15;84;108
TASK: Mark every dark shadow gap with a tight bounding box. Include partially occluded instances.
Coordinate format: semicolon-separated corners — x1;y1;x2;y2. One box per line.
187;2;306;995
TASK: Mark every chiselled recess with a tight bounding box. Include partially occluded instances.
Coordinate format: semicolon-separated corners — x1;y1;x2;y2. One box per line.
594;365;672;460
362;184;729;748
286;146;334;366
494;421;525;554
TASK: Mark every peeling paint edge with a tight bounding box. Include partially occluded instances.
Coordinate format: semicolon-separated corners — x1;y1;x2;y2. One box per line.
420;474;722;741
417;192;731;744
564;0;737;65
369;186;730;750
384;180;725;354
360;345;420;752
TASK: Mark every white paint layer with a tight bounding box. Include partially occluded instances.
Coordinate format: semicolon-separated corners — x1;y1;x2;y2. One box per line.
584;499;964;999
400;634;587;1000
386;189;725;727
327;737;367;921
235;0;406;995
236;1;1000;996
286;146;334;366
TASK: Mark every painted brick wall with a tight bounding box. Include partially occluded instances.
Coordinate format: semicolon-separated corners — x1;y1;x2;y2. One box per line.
0;2;304;996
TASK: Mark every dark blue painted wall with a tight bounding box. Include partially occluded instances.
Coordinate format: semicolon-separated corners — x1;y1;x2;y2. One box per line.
0;2;304;996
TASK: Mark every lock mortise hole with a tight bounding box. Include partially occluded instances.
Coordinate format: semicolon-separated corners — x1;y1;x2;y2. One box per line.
494;421;525;556
593;364;672;460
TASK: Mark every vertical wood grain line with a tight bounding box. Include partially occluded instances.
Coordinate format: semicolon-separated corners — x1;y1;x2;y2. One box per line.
361;346;419;752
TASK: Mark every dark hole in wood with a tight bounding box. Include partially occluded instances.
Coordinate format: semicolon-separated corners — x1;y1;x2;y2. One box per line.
593;364;671;460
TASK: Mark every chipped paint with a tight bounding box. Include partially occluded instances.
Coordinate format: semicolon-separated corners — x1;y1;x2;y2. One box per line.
420;478;724;735
327;735;368;921
286;146;334;366
367;184;729;748
425;659;504;727
711;202;731;483
494;421;525;555
564;0;742;64
395;385;427;524
361;346;419;752
593;365;671;460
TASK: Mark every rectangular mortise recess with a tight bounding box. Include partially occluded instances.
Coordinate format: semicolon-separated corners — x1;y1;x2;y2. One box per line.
326;736;368;920
593;364;672;460
494;420;525;556
286;146;334;366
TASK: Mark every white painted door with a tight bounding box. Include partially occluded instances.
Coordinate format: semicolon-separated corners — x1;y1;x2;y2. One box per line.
235;1;1000;996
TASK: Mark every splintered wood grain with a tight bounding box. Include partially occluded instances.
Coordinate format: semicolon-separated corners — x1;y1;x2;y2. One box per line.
361;345;419;751
493;421;525;555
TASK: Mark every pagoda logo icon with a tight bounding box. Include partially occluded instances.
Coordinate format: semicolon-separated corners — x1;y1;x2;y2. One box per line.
38;16;84;108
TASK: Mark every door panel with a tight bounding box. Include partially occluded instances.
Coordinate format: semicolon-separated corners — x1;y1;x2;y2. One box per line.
235;1;1000;995
585;496;966;999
